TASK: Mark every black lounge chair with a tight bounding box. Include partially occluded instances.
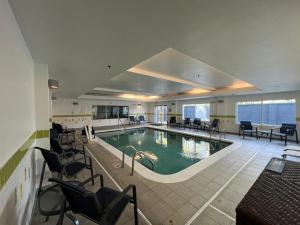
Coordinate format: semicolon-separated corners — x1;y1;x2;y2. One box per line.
138;115;146;124
182;118;191;129
129;116;139;125
191;118;202;130
50;138;85;161
50;175;138;225
167;116;177;127
239;121;257;139
203;119;220;132
52;123;75;144
35;147;94;193
270;123;298;145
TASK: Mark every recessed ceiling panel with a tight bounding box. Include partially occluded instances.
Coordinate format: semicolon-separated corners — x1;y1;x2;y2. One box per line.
128;48;253;89
101;71;194;95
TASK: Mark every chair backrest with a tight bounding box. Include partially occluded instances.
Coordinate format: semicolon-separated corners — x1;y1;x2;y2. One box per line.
36;147;63;173
193;118;201;125
129;116;135;121
170;116;176;123
240;121;252;130
212;119;220;128
50;178;103;221
184;118;190;124
50;128;58;139
81;128;87;136
138;115;145;122
280;123;296;135
50;138;63;154
52;123;64;134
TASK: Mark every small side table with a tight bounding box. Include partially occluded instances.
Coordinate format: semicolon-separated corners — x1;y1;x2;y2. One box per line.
256;129;271;140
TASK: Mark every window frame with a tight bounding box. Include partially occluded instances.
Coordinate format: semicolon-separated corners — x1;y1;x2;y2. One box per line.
236;99;296;126
92;105;129;120
182;103;210;121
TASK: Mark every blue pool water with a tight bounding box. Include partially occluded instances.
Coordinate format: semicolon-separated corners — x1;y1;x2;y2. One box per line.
97;128;231;175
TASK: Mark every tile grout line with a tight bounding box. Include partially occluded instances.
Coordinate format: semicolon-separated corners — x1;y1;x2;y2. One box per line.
86;145;153;225
184;146;261;225
209;204;236;222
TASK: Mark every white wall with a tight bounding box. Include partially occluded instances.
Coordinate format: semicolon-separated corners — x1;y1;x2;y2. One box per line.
52;98;148;128
0;0;35;167
0;1;46;225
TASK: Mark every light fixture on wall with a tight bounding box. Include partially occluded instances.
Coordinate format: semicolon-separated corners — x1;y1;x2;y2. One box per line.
48;79;59;89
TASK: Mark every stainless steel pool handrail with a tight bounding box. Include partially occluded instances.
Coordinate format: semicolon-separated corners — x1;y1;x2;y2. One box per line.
131;151;154;176
122;145;137;167
122;145;154;175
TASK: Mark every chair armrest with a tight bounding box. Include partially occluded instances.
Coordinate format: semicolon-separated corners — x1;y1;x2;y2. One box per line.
102;184;135;222
81;174;104;187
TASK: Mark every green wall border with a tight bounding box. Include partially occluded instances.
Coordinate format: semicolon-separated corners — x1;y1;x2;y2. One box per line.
0;130;49;190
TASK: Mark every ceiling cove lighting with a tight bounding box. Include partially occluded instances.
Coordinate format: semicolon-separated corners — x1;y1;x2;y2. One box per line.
127;67;214;91
118;94;160;100
48;79;59;89
226;80;254;90
186;88;211;95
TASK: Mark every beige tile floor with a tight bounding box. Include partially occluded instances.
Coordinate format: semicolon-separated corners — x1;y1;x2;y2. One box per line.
31;125;299;225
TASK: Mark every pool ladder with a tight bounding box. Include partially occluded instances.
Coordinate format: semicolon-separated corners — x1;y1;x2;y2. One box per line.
209;129;226;151
118;118;127;131
122;145;154;175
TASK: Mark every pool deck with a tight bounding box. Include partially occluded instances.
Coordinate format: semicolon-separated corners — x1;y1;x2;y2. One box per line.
31;124;297;225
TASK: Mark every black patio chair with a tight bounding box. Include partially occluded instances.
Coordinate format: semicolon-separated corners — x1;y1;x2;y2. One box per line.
167;116;177;127
270;123;299;145
138;115;146;124
50;175;138;225
239;121;257;139
129;116;139;125
183;118;191;129
50;138;85;161
35;147;94;194
206;119;220;132
52;123;75;144
34;147;94;222
191;118;202;130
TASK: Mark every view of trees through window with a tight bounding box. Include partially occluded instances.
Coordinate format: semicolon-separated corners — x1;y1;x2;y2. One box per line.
182;104;210;121
236;99;296;125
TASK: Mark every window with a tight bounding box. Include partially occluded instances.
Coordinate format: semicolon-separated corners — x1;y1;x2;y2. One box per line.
119;106;129;118
236;101;262;124
92;105;129;120
236;99;296;125
262;100;296;125
92;106;106;119
107;106;119;119
182;104;210;121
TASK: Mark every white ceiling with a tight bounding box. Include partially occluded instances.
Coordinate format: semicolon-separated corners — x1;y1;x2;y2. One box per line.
9;0;300;101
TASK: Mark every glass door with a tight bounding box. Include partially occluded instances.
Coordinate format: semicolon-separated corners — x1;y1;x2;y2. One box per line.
154;105;168;124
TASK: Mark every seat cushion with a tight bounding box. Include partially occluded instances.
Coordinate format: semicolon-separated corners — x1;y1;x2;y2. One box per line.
64;161;86;177
96;187;131;225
